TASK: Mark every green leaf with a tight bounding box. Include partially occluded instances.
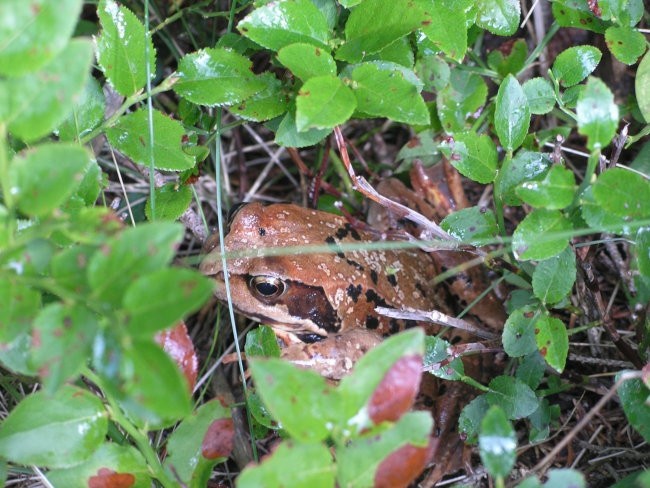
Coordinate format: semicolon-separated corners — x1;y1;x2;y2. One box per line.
580;185;627;233
31;303;98;394
277;43;336;81
87;223;183;306
57;76;105;142
105;109;196;171
577;77;619;151
512;209;573;261
522;77;556;115
238;0;330;51
123;268;214;335
249;358;337;442
598;0;644;26
515;165;576;210
637;51;650;123
516;352;546;390
459;395;489;444
592;168;650;220
0;385;107;468
366;37;414;67
274;111;332;147
475;0;520;36
0;0;83;76
351;62;429;125
486;376;539;420
440;131;497;183
229;73;290;122
0;280;41;343
419;1;467;62
605;26;646;65
415;54;450;92
617;373;650;443
534;315;569;373
532;247;577;305
10;143;91;217
336;0;426;62
551;1;608;33
50;245;94;295
479;406;516;478
636;228;650;279
543;469;586;488
245;325;282;358
175;48;267;106
46;444;151;488
96;0;155;96
116;340;193;428
296;75;356;131
552;46;602;87
3;39;93;142
164;399;233;486
437;69;487;132
502;306;538;358
441;206;498;245
338;412;433;487
145;183;193;221
487;39;528;77
495;150;552;206
495;74;530;152
238;442;335;488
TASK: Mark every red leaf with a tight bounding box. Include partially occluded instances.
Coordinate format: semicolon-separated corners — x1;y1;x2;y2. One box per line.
201;418;235;459
88;468;135;488
374;440;434;488
368;355;422;424
155;321;198;391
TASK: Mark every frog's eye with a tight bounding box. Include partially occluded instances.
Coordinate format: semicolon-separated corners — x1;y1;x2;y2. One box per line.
249;276;286;299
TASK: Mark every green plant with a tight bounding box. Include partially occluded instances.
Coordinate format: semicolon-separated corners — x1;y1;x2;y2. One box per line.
0;0;649;486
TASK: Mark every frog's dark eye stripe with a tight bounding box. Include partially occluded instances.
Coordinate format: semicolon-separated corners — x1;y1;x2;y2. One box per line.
249;275;286;299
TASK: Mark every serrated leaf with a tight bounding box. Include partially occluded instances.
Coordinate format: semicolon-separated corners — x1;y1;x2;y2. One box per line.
296;75;356;131
459;395;489;444
577;77;619;151
57;76;105;142
277;43;336;81
229;73;290;122
351;62;429;125
238;0;330;51
0;386;107;468
516;165;576;209
495;151;552;206
440;131;497;183
551;1;608;33
419;1;467;61
105;109;196;171
3;39;93;142
605;26;646;65
440;206;498;245
238;442;335;488
580;185;627;234
249;358;337;442
522;77;556;115
486;376;539;420
0;0;83;76
9;144;91;217
512;209;573;261
366;37;414;67
145;183;193;221
534;315;568;373
502;306;538;357
617;372;650;443
475;0;520;36
479;406;516;478
495;74;530;152
245;325;282;358
552;46;602;87
0;280;41;343
336;0;426;62
175;48;267;107
598;0;644;26
516;352;546;390
637;51;650;123
415;54;450;92
487;39;528;77
274;111;331;147
533;247;577;305
123;268;214;335
96;0;155;96
592;168;650;220
437;69;487;132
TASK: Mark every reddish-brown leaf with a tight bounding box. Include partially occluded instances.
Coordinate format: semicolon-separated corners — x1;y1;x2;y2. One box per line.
374;440;434;488
368;355;422;424
155;321;198;391
88;468;135;488
201;418;235;459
